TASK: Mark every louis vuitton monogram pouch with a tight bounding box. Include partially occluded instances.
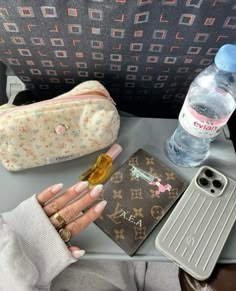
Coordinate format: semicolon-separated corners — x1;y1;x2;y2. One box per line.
93;149;188;256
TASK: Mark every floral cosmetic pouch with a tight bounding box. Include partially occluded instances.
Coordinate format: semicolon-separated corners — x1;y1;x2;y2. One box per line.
0;81;120;171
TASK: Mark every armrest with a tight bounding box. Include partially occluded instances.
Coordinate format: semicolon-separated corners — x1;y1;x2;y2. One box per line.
6;67;26;104
178;264;236;291
0;61;8;105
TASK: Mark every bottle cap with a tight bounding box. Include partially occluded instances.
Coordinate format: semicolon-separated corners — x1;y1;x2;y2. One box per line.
106;144;122;161
214;44;236;73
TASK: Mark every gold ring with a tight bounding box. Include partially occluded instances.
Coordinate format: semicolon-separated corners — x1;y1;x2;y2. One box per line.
50;212;66;229
58;228;72;243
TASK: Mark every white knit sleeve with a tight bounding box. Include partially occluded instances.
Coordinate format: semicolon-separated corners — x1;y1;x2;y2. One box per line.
0;195;77;290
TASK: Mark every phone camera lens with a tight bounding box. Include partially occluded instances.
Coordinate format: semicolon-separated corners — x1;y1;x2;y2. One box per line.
199;177;209;187
204;169;214;178
213;180;222;189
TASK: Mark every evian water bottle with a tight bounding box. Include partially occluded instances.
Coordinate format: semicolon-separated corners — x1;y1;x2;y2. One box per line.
165;44;236;167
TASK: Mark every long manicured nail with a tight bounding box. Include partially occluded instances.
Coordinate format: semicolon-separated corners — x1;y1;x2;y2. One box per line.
95;200;107;213
74;181;89;193
72;250;86;259
51;183;64;194
90;184;103;198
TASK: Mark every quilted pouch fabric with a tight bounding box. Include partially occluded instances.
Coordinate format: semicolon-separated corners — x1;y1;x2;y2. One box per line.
0;81;120;171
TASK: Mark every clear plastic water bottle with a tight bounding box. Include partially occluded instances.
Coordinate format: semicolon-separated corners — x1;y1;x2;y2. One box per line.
165;44;236;167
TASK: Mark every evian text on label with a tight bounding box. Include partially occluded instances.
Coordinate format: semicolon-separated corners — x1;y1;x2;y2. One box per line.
193;121;217;131
179;101;228;138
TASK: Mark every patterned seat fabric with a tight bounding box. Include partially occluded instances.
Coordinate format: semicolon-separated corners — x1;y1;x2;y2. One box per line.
0;0;235;117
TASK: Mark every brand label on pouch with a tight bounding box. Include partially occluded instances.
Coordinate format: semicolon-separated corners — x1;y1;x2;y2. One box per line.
46;153;81;164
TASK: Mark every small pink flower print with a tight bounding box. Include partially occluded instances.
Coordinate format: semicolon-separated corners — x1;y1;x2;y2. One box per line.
19;126;27;132
59;143;67;149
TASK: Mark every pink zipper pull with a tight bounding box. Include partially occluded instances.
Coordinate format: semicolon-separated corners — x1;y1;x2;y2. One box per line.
55;124;67;135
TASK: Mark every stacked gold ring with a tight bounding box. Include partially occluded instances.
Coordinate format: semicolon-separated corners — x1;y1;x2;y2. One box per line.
50;212;72;245
50;212;66;229
58;228;72;244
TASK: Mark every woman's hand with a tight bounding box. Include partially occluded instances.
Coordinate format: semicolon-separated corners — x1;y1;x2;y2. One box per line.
36;181;106;258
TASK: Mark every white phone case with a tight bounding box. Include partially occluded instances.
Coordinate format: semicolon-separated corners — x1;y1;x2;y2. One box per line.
155;166;236;280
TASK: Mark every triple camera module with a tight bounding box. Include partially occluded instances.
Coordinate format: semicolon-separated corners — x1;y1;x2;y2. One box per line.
197;167;227;196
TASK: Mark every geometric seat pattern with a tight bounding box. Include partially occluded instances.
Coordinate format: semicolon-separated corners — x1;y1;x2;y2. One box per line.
0;0;235;117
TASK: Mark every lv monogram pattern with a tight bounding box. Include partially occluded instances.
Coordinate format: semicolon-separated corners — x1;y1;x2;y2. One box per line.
0;0;235;117
93;149;187;256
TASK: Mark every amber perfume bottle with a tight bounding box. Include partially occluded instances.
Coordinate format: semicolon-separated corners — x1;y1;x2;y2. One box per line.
80;143;122;185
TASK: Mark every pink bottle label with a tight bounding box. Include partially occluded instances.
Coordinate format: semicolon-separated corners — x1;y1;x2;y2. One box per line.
179;100;229;138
